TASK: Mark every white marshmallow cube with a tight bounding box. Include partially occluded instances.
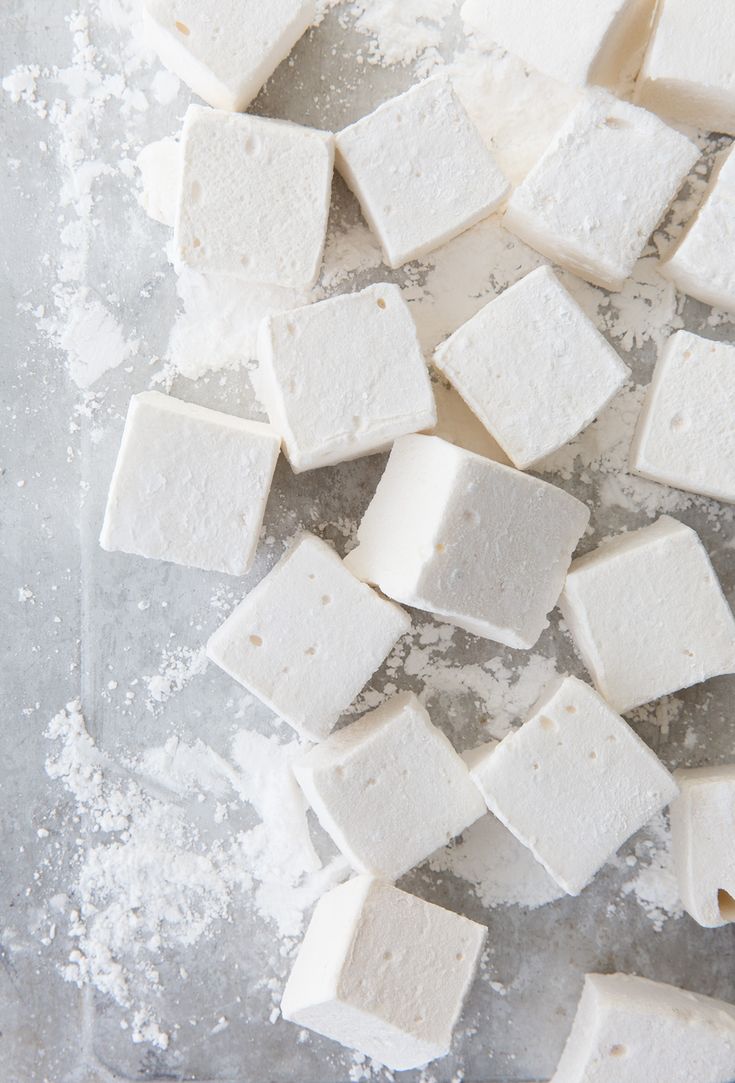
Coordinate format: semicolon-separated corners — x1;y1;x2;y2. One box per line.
175;104;333;288
551;973;735;1083
561;516;735;713
257;283;436;472
99;392;279;576
345;435;589;648
504;90;699;291
336;77;509;268
636;0;735;135
292;692;486;881
142;0;315;112
460;0;657;91
671;765;735;928
630;331;735;504
281;875;486;1071
662;149;735;314
206;533;410;741
434;266;628;469
470;676;677;894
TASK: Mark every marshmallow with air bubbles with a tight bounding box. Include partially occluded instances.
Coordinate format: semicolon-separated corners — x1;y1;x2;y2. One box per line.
671;765;735;928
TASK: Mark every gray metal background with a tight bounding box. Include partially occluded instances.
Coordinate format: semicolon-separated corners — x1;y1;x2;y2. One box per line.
2;2;734;1081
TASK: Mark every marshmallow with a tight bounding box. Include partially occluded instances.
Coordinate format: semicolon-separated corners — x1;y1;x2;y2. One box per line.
175;104;333;288
671;765;735;928
469;676;678;895
434;266;628;469
292;692;486;881
662;149;735;314
206;533;410;741
345;435;589;649
636;0;735;135
142;0;315;112
426;382;513;465
551;973;735;1083
281;875;486;1071
335;77;509;268
460;0;657;91
136;137;180;227
504;90;699;291
257;284;436;472
630;330;735;504
99;392;279;576
561;516;735;713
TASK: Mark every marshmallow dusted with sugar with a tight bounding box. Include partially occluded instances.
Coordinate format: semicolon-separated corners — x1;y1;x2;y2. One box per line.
175;105;333;288
206;533;410;742
345;435;589;649
551;973;735;1083
257;284;436;473
636;0;735;135
292;692;486;881
460;0;657;91
630;331;735;504
100;392;279;576
281;876;486;1071
671;765;735;928
336;77;509;268
561;517;735;713
142;0;315;112
469;677;677;895
662;149;735;314
434;266;628;469
504;90;699;291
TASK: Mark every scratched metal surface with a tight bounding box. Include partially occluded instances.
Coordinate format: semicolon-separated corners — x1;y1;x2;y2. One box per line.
2;3;735;1082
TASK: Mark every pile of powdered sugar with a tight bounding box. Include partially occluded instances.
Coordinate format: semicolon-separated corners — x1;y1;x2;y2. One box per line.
5;0;733;1070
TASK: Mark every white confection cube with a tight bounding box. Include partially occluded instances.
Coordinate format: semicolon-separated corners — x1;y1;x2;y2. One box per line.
99;391;279;576
662;149;735;314
206;533;410;741
257;283;436;472
335;77;509;269
292;692;486;881
425;383;513;465
434;266;628;469
560;516;735;713
344;435;589;649
460;0;657;91
636;0;735;135
630;330;735;504
503;89;699;291
671;765;735;928
175;105;333;288
142;0;315;112
551;973;735;1083
281;875;487;1071
469;676;677;895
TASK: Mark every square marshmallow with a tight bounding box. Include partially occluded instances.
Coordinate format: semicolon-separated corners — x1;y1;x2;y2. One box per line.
345;435;589;649
636;0;735;135
434;266;628;469
281;875;486;1071
257;283;436;472
336;77;509;268
551;973;735;1083
504;89;699;291
99;391;279;575
662;149;735;314
206;533;410;741
630;330;735;504
142;0;314;113
671;765;735;928
469;676;677;895
292;692;486;881
560;516;735;713
175;105;333;288
460;0;657;91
